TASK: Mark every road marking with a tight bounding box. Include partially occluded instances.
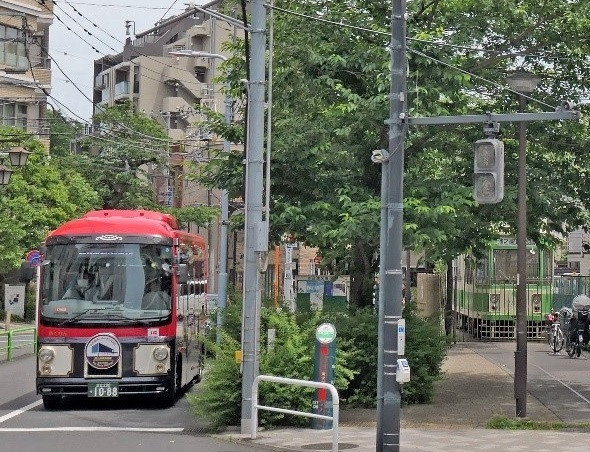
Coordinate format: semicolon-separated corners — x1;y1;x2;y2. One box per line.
532;363;590;405
0;427;185;432
0;400;43;424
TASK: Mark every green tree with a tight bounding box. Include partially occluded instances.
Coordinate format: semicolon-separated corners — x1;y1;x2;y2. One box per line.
77;101;172;209
192;0;590;305
0;129;100;273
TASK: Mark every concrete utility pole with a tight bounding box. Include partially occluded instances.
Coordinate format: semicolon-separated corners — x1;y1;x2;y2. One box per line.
241;0;267;435
376;1;407;451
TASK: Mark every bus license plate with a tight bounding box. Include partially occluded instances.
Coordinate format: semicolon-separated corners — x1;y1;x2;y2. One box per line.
88;382;119;398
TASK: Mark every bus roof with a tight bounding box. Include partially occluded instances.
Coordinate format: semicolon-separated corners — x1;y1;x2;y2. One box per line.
48;210;180;238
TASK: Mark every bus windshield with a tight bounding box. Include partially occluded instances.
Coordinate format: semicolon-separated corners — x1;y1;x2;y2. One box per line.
40;243;173;325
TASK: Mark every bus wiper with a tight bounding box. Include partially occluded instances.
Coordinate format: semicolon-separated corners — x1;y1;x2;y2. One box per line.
58;308;106;326
102;312;151;325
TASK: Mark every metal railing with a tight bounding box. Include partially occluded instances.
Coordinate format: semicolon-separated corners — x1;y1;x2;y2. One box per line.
0;327;36;362
251;375;340;452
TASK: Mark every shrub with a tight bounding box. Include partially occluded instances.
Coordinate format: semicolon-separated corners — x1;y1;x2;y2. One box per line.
189;294;448;428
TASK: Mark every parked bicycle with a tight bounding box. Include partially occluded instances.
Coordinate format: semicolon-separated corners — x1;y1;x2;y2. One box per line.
565;295;590;359
546;309;564;353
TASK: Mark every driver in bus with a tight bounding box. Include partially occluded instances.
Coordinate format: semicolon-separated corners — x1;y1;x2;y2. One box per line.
63;266;99;300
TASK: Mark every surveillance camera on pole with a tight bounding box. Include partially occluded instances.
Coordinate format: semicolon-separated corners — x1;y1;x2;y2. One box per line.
473;138;504;204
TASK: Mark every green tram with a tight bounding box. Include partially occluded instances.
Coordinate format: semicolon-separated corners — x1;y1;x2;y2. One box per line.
455;237;553;339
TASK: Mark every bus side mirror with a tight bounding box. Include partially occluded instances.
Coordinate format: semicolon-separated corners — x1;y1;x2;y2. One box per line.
20;261;35;283
177;263;189;284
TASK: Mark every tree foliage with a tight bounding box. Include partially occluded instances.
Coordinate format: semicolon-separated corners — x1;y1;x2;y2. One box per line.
190;0;590;305
0;128;100;273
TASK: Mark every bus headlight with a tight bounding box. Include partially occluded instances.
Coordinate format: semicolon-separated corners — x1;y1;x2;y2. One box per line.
153;346;169;361
38;347;55;363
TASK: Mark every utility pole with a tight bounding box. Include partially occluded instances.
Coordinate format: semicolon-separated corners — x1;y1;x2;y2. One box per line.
377;1;406;451
241;0;267;435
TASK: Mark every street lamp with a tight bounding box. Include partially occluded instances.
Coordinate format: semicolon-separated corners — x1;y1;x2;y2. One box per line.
0;146;31;185
169;50;232;345
506;70;540;418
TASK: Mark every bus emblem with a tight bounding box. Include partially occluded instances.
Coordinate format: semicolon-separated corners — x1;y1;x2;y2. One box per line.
85;334;121;369
96;235;123;241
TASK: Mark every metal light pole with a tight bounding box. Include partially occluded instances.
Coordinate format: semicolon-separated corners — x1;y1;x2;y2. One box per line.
168;50;232;345
506;71;540;418
241;0;267;435
376;1;407;451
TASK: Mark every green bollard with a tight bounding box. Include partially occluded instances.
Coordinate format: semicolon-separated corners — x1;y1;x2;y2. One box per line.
312;323;336;430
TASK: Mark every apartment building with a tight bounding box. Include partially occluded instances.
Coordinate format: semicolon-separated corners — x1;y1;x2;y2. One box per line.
92;2;242;293
0;0;52;148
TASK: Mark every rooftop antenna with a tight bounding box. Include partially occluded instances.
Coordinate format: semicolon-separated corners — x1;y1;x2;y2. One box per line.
125;20;135;36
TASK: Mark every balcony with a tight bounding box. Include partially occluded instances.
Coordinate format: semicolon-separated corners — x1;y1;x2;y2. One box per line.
114;81;130;97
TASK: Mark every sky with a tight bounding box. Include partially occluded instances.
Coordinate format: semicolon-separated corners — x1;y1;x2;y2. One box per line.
49;0;208;123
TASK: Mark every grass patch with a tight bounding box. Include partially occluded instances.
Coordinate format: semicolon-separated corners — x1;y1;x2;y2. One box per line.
487;416;590;431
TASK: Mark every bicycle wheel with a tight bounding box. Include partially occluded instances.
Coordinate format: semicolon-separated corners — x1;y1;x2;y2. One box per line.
567;338;576;357
553;327;564;353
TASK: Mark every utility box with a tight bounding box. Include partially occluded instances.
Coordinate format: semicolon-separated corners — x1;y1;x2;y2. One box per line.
396;358;411;384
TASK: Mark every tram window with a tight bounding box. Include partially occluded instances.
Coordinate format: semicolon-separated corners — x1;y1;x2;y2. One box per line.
475;259;488;284
493;250;517;283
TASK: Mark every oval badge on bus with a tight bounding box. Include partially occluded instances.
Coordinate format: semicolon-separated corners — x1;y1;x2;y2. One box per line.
85;333;121;369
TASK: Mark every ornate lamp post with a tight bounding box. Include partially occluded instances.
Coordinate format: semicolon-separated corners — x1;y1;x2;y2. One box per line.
0;146;31;185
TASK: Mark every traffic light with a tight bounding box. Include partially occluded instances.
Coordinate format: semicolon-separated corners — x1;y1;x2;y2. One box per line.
473;138;504;204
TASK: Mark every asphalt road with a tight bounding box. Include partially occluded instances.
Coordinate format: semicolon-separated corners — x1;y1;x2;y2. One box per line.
467;340;590;423
0;355;260;452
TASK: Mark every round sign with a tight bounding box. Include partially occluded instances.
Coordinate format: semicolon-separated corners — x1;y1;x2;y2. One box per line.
316;323;336;344
85;333;121;369
25;250;42;266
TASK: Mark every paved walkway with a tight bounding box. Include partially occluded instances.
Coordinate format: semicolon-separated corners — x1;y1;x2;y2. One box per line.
217;343;587;451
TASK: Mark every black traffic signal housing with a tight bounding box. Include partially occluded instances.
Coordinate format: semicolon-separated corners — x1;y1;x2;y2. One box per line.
473;138;504;204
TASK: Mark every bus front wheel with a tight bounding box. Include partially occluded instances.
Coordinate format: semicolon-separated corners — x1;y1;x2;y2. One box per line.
42;394;63;410
159;357;181;407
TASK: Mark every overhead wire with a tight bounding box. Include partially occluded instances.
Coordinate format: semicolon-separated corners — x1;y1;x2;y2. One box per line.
264;2;565;111
43;0;233;147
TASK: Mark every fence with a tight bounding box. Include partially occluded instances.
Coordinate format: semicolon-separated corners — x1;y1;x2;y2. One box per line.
251;375;340;452
441;274;590;341
0;326;36;361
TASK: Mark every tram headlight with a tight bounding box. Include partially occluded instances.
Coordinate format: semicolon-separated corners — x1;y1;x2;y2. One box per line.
38;347;55;363
153;346;169;361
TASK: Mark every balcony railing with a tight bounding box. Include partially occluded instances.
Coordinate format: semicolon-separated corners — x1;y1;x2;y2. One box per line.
114;81;130;96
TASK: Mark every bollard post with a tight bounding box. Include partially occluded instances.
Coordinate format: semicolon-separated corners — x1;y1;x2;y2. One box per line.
312;323;337;429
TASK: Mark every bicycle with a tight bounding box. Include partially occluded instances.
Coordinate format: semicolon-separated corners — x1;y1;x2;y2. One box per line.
546;311;564;353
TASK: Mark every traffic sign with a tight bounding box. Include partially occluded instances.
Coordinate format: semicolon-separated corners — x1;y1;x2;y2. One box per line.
25;249;42;266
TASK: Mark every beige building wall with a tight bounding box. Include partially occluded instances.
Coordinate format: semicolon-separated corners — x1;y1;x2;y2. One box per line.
0;0;52;149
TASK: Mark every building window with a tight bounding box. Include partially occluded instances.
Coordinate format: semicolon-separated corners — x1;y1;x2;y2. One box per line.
194;66;206;83
0;102;27;129
0;25;28;69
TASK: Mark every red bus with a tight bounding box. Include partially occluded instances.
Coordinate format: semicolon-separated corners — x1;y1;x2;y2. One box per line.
21;210;208;408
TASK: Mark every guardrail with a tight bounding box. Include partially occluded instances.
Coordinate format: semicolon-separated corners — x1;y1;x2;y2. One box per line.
0;327;37;362
251;375;340;452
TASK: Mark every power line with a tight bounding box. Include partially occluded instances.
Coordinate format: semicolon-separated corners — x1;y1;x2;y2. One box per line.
54;1;184;10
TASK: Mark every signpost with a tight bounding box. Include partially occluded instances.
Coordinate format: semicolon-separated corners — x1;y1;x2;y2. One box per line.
312;323;337;429
4;284;25;319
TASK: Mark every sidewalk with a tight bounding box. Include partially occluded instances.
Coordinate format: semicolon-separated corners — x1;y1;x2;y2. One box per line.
217;343;586;451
